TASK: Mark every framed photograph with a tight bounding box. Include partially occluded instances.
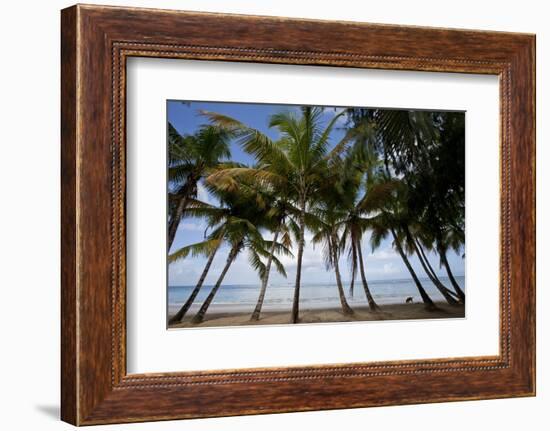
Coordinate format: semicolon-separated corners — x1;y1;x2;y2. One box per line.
164;100;467;330
61;4;535;425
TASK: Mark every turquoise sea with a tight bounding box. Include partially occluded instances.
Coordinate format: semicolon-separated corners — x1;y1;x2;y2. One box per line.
168;276;465;314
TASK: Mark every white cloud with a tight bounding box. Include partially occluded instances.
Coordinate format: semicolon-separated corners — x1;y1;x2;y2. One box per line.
382;263;399;274
365;246;397;261
168;228;463;286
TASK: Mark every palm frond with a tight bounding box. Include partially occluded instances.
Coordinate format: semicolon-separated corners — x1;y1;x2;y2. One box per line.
270;254;288;278
248;249;267;280
168;238;221;263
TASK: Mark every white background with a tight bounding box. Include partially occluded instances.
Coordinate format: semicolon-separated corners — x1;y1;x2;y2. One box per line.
127;59;499;373
0;0;547;430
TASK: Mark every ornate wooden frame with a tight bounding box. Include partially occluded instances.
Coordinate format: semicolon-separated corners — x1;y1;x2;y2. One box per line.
61;4;536;425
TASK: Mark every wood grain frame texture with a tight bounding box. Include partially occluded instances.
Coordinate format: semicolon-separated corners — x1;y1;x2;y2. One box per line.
60;4;536;426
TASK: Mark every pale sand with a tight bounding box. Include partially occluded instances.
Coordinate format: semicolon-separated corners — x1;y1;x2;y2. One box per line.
169;302;465;329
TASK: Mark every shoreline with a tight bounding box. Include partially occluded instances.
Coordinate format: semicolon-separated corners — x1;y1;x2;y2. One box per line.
168;302;465;329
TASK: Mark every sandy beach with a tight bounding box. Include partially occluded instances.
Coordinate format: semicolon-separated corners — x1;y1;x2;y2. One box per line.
168;302;465;329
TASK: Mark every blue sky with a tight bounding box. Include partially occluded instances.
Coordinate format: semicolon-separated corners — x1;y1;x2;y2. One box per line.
167;100;464;286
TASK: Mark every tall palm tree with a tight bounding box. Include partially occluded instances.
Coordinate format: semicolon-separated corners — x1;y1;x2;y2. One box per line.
167;228;224;325
202;107;350;323
336;133;401;312
372;109;466;304
311;201;354;316
339;183;396;312
207;168;297;322
401;224;460;305
369;181;437;310
412;221;465;304
168;180;291;325
414;235;462;303
167;123;232;250
190;214;289;325
190;181;291;325
435;227;466;303
250;200;294;321
167;199;239;325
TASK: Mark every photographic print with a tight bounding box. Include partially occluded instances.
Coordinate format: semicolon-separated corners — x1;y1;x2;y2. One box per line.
167;101;465;329
60;7;536;423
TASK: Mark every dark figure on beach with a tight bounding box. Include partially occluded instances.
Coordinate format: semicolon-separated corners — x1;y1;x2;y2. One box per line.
405;297;414;304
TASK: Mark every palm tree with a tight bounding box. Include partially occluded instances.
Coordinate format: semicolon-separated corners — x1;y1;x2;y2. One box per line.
435;227;466;303
338;136;403;311
167;229;224;325
168;179;291;325
373;108;466;304
311;201;354;316
379;222;437;310
206;165;297;322
339;188;393;312
401;224;460;305
412;221;465;304
202;107;350;323
167;123;232;250
190;215;288;325
185;182;291;325
250;200;294;321
431;111;466;243
167;199;238;325
369;180;437;310
348;108;467;308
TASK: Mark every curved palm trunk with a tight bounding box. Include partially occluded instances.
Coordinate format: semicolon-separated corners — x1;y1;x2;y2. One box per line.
191;242;240;324
330;234;354;315
390;228;436;310
356;242;380;311
167;179;198;250
250;229;280;321
349;245;357;298
167;195;187;250
439;248;466;303
410;237;459;305
349;271;355;298
168;240;222;325
416;240;442;281
291;198;306;324
415;239;462;303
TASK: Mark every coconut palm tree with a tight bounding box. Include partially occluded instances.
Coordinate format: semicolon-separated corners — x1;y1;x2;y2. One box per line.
371;217;437;310
437;231;465;302
401;224;460;305
167;123;233;250
440;230;466;295
414;234;462;302
412;221;465;304
167;227;224;325
404;111;466;304
336;112;394;306
339;181;397;312
189;180;291;325
168;180;290;325
167;196;240;325
348;108;465;307
249;199;295;321
369;179;437;310
206;167;297;321
335;124;403;311
311;200;354;316
189;213;289;325
201;107;351;323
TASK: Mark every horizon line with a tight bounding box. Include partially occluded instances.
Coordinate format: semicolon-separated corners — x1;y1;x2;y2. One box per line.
168;274;465;288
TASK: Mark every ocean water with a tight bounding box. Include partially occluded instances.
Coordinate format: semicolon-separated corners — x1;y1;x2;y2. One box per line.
168;276;465;314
